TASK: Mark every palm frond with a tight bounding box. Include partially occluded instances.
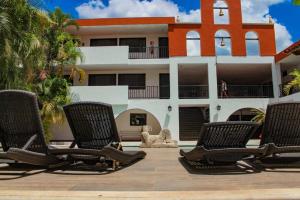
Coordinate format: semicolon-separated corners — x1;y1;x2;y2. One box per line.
251;108;266;124
284;69;300;95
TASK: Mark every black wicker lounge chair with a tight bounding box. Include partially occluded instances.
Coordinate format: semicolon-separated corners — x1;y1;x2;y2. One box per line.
257;102;300;165
0;90;67;168
180;122;267;168
62;102;146;169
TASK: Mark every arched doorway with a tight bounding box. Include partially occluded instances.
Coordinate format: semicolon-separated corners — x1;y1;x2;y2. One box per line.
227;108;264;139
115;108;162;141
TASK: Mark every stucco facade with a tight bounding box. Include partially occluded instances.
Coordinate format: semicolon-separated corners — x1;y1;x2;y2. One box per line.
51;0;300;144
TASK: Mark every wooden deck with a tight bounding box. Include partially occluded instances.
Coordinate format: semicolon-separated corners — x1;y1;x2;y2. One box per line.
1;148;300;199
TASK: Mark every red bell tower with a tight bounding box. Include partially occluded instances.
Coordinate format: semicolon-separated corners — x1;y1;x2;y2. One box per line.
168;0;276;57
201;0;245;56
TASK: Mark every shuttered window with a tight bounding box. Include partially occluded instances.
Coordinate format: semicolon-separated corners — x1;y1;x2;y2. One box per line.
88;74;117;86
118;74;145;89
90;38;118;46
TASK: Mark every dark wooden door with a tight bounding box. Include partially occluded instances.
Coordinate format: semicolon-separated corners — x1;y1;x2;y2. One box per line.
159;37;169;58
179;107;206;141
159;74;170;99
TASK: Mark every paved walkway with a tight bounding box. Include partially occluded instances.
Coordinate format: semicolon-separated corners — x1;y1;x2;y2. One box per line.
1;148;300;199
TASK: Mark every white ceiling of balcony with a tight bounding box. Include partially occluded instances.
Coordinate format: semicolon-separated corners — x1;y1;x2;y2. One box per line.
68;24;168;35
217;64;272;84
178;64;208;85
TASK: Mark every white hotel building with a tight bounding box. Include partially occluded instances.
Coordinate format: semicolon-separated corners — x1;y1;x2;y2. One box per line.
52;0;300;144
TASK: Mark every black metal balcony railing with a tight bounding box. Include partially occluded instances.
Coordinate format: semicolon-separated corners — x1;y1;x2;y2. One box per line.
129;47;169;59
218;85;274;98
279;84;300;97
179;85;209;99
129;86;170;99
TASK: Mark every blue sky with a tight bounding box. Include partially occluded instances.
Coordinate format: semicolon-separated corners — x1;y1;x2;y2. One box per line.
45;0;300;51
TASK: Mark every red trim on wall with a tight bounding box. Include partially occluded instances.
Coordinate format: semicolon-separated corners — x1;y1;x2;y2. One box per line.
275;40;300;63
76;17;175;26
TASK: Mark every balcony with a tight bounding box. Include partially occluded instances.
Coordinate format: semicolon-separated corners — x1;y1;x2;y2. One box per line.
78;46;129;65
71;86;128;105
129;47;169;59
128;86;170;99
179;85;209;99
218;85;274;98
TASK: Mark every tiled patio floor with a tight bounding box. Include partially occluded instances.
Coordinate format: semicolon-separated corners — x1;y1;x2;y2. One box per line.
1;148;300;199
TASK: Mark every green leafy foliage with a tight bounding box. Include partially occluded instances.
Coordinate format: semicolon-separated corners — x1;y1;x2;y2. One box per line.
251;108;266;124
293;0;300;6
284;69;300;95
0;1;84;142
31;76;71;142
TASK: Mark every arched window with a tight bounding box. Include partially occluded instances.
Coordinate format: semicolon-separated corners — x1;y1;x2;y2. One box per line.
215;30;231;56
245;32;260;56
214;0;229;24
186;31;201;56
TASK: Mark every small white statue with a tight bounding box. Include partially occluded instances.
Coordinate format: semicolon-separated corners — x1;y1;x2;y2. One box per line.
140;127;178;148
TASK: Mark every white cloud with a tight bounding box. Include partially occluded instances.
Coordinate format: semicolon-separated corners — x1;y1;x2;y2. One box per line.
76;0;293;53
241;0;292;52
76;0;200;22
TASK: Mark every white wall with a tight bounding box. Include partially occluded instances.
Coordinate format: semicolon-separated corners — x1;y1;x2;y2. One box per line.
71;86;128;105
79;46;129;65
53;56;278;143
279;93;300;102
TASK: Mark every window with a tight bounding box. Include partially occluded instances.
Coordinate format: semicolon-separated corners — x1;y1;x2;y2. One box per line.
90;38;117;46
119;38;146;52
246;32;260;56
213;0;229;24
88;74;116;86
130;113;147;126
215;30;232;56
186;31;201;56
118;74;146;89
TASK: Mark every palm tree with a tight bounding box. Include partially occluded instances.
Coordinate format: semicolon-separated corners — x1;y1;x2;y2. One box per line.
284;69;300;95
251;108;266;124
0;0;50;89
0;1;82;141
293;0;300;5
45;8;85;82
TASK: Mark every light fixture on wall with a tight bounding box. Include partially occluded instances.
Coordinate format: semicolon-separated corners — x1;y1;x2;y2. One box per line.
219;8;224;16
216;105;222;111
220;37;226;47
168;105;172;112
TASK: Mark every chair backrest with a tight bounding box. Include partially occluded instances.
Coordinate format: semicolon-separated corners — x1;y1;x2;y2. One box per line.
197;122;259;149
63;102;121;149
0;90;47;153
260;102;300;147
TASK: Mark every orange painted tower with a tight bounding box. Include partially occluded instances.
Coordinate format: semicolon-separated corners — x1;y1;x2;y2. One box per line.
168;0;276;57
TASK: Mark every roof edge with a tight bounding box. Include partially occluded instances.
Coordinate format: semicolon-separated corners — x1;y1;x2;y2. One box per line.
275;40;300;63
75;17;175;26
